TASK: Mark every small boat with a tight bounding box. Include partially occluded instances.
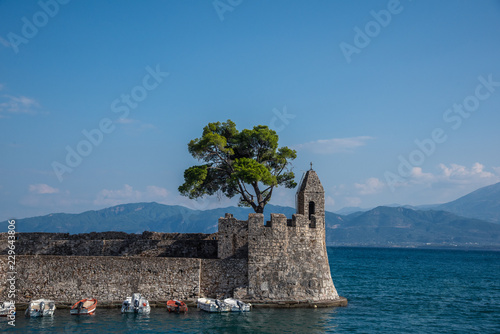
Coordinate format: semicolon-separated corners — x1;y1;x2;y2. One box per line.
70;298;97;315
167;299;188;313
121;293;151;314
0;301;15;317
197;298;230;313
224;298;251;312
25;299;56;317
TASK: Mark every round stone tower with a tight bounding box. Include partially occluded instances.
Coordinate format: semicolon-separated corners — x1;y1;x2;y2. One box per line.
243;166;345;305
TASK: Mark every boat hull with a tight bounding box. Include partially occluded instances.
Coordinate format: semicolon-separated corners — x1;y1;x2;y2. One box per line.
121;293;151;314
197;298;231;312
224;298;251;312
0;302;15;317
167;300;188;313
25;299;56;317
70;298;97;315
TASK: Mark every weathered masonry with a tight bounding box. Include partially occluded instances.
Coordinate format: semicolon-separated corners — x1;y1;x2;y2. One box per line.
0;169;346;306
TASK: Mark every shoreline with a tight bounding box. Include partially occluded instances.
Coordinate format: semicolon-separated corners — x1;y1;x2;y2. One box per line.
328;245;500;251
13;297;348;310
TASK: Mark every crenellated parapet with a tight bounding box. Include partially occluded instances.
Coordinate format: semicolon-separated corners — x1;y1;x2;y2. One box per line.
216;168;341;303
218;213;248;259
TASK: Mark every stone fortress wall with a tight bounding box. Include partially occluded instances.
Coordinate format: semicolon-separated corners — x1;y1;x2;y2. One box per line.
0;169;345;306
0;231;218;258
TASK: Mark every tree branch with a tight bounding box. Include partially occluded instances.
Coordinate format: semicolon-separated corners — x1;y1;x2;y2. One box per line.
236;181;256;210
263;186;274;204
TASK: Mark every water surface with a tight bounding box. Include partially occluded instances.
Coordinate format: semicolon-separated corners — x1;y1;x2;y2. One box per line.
2;247;499;333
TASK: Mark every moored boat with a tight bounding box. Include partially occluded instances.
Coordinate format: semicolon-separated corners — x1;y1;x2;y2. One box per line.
197;298;230;312
224;298;251;312
167;299;188;313
121;293;151;314
70;298;97;315
0;301;15;317
25;299;56;317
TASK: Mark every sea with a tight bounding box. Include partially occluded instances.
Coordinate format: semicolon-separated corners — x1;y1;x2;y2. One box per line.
2;247;499;333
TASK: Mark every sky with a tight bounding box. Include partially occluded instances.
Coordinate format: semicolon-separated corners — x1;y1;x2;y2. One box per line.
1;0;500;221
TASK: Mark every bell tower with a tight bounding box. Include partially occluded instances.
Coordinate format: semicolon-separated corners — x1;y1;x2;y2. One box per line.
296;165;325;222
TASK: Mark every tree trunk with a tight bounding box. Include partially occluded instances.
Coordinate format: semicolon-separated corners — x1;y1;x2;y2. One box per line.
255;204;265;214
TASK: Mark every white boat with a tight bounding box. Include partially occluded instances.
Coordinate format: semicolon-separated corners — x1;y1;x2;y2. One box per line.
121;293;151;314
25;299;56;317
224;298;251;312
197;298;231;312
0;301;15;317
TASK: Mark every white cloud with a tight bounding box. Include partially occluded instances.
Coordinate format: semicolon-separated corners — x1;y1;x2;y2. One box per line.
344;197;362;207
394;162;500;188
354;177;385;195
115;118;136;124
295;136;374;154
409;167;434;183
115;118;156;132
437;162;497;183
0;94;40;116
0;37;9;48
29;184;59;194
325;196;335;207
146;185;169;197
94;184;169;206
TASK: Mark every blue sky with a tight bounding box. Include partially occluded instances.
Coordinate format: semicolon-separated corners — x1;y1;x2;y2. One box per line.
1;0;500;220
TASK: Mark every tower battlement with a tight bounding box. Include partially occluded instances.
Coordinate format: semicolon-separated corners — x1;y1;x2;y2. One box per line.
217;168;340;302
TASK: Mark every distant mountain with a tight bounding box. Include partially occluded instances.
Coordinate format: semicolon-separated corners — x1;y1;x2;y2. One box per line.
3;182;499;248
4;203;297;234
3;202;500;248
434;182;500;223
339;182;500;224
335;206;369;215
326;206;500;247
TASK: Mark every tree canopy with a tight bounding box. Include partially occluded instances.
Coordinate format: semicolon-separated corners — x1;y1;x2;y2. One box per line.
178;120;297;213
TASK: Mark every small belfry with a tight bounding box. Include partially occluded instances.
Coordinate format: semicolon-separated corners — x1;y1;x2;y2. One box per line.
296;167;325;223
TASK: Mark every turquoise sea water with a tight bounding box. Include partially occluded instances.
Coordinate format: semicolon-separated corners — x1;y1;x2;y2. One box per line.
2;247;499;333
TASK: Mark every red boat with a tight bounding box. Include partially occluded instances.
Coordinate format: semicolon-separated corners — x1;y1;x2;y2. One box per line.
167;299;188;313
70;298;97;315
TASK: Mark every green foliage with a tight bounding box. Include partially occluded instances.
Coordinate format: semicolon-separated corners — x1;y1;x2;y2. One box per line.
179;120;297;213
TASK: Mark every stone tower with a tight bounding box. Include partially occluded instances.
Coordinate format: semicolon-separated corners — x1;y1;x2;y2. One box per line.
241;166;341;304
296;167;325;225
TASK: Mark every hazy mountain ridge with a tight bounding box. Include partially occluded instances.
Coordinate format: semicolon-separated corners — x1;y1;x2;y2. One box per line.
5;203;297;234
327;206;500;247
335;182;500;223
434;182;500;223
3;182;500;247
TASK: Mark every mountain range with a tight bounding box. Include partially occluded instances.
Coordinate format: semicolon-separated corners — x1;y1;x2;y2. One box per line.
3;182;500;248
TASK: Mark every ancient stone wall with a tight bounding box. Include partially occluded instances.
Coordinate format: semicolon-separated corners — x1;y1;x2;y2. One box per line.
0;231;218;258
0;255;202;303
0;256;249;304
217;213;248;259
200;258;248;298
